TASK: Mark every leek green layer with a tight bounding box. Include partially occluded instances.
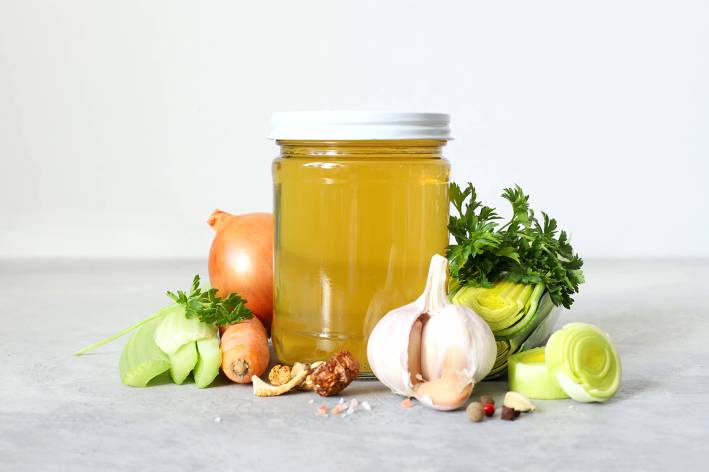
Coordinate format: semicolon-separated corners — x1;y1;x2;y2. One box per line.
453;281;556;378
545;322;621;402
508;347;568;399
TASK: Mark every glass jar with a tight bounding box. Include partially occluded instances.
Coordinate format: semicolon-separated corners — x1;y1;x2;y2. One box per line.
270;112;451;376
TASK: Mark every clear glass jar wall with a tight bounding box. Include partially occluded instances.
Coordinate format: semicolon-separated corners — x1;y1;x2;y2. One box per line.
272;140;450;375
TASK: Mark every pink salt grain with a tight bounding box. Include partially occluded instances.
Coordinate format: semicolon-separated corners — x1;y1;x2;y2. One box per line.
401;398;414;409
316;405;328;416
331;403;348;415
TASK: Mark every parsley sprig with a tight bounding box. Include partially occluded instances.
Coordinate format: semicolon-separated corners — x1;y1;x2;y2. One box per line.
447;182;584;308
166;275;253;326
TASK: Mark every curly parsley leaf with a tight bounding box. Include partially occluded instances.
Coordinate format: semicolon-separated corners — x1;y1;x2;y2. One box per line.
447;182;584;308
166;275;253;326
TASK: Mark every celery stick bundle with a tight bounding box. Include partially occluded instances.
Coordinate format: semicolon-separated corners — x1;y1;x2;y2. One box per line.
76;275;251;388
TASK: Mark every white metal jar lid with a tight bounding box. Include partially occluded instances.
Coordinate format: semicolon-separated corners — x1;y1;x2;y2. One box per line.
269;111;451;140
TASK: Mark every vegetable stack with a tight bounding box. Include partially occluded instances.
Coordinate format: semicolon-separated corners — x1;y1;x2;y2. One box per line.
76;275;256;387
447;183;584;378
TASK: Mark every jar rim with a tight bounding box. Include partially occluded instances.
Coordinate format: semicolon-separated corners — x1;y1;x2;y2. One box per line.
269;111;452;141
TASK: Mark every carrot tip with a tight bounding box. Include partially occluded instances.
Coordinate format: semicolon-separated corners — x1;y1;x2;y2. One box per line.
231;358;250;377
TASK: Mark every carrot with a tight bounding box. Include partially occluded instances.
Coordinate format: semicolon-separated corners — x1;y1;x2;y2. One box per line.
220;317;270;383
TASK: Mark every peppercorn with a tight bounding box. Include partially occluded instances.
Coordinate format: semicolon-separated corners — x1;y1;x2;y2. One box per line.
483;402;495;417
466;402;484;422
501;405;517;421
480;395;495;406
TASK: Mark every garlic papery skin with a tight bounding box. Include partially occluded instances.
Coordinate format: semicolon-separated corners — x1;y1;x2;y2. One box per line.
367;255;497;410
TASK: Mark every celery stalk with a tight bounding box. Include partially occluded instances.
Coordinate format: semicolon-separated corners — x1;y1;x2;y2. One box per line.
154;304;217;355
193;337;221;388
168;341;199;384
119;317;170;387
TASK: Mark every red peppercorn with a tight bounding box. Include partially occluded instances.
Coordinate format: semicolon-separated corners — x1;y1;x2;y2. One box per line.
483;403;495;417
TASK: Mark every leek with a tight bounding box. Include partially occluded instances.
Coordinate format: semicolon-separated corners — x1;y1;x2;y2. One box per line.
446;182;585;378
545;323;621;402
507;347;568;399
452;282;556;377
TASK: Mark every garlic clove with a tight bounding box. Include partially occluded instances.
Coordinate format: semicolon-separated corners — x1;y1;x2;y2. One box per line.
366;301;423;397
414;371;474;411
367;255;497;411
406;315;426;387
420;305;495;384
414;346;474;410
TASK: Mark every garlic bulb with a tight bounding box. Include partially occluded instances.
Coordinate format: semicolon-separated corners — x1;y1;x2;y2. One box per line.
367;255;496;410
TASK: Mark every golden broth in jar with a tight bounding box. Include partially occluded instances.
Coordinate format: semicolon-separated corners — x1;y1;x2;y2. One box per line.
270;113;451;376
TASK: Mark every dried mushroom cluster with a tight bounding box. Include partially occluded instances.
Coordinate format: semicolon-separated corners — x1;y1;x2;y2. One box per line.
253;351;359;397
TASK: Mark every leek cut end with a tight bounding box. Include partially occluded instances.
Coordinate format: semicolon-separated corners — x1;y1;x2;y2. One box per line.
545;323;621;402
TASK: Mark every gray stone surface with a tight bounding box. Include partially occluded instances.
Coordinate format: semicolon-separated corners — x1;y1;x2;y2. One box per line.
0;259;707;471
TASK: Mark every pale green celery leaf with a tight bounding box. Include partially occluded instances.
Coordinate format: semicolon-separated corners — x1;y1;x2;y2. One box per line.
193;337;221;388
154;304;217;355
119;317;170;387
169;341;199;384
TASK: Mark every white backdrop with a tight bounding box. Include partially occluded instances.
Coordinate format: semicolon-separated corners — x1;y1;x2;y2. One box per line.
1;0;707;259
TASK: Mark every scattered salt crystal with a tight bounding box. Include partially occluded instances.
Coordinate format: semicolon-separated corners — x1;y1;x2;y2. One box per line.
350;398;359;410
213;417;222;423
316;405;329;416
308;399;314;404
346;407;354;415
331;403;348;415
361;401;372;411
401;398;414;409
338;397;345;404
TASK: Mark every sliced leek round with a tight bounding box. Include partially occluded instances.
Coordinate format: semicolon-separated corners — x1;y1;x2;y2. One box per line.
507;347;568;399
545;323;621;402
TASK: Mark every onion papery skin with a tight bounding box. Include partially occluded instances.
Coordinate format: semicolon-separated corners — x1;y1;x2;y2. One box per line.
545;323;621;402
208;211;274;331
